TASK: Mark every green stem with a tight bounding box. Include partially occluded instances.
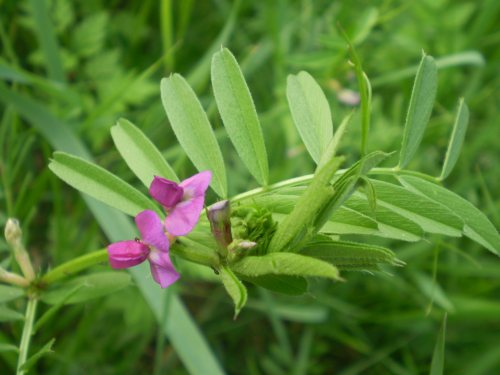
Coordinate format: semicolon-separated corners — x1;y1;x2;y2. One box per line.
229;168;438;203
17;297;38;375
41;249;108;285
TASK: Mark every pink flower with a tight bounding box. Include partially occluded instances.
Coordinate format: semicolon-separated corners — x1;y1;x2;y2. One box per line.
149;171;212;236
107;210;179;288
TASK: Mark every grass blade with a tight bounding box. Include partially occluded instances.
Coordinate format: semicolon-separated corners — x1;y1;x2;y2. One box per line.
29;0;65;83
212;47;269;185
440;98;469;180
111;118;178;187
161;74;227;197
430;314;447;375
286;71;333;164
398;52;437;168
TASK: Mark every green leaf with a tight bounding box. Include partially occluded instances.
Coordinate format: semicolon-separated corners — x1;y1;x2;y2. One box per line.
161;74;227;197
322;207;379;235
399;176;500;255
267;157;344;253
398;52;437;168
231;252;341;281
211;47;269;185
237;274;308;295
430;314;447;375
345;193;423;242
20;338;55;371
440;99;469;180
41;272;132;305
287;71;333;164
250;191;378;236
369;179;464;237
361;177;377;212
219;265;247;318
29;0;65;83
111;118;178;188
313;151;389;231
0;306;24;322
48;152;158;217
300;239;403;270
0;285;24;303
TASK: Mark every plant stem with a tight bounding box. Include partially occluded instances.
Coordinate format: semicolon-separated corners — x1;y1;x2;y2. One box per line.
41;249;108;285
229;167;438;203
17;297;38;375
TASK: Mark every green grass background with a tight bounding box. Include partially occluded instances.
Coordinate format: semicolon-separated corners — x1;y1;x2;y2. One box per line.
1;0;499;373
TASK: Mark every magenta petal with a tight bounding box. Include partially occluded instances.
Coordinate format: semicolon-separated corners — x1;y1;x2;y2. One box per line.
165;196;204;236
107;240;149;269
135;210;170;252
148;250;180;288
149;176;184;209
180;171;211;199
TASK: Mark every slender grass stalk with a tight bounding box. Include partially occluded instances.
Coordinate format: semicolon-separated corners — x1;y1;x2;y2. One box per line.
41;249;108;285
17;298;38;375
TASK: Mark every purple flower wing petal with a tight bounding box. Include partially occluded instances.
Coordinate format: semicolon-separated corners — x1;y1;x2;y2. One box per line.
165;196;204;236
107;240;149;269
149;176;183;209
180;171;211;198
135;210;170;252
148;251;180;288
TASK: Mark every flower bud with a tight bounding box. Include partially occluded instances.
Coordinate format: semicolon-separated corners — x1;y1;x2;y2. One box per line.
4;218;22;246
4;218;35;282
208;200;233;255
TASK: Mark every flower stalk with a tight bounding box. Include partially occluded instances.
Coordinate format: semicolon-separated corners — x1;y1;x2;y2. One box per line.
41;249;108;285
0;267;29;287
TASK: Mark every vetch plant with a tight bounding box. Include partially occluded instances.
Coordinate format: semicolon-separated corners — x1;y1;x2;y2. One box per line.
1;46;499;372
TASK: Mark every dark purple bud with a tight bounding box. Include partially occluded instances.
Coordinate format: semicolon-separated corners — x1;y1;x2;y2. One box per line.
208;200;233;253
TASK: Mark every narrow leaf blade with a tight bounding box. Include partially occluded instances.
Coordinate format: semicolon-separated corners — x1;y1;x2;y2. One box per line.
237;274;308;295
300;239;403;270
369;179;464;237
220;265;248;318
48;152;158;217
41;272;132;305
211;48;269;185
161;74;227;197
111;118;178;187
399;53;437;168
399;176;500;255
287;71;333;164
430;314;447;375
231;253;341;281
440;99;469;180
0;285;24;303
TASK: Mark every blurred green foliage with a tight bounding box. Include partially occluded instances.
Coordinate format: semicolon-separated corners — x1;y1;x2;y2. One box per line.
1;0;499;373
